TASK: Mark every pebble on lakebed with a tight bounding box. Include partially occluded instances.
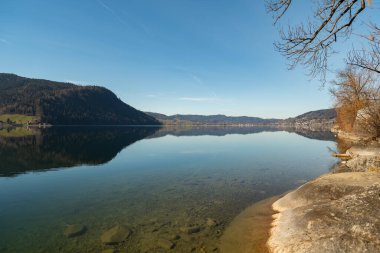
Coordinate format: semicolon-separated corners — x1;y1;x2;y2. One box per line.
180;225;201;234
206;218;218;227
101;249;116;253
101;225;132;245
64;224;87;238
157;238;176;250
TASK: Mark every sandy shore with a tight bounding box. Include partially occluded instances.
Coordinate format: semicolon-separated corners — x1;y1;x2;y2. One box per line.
219;196;280;253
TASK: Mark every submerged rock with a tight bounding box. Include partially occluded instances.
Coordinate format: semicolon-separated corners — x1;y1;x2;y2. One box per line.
101;249;116;253
157;238;175;250
64;224;86;238
180;225;200;234
206;218;218;228
268;172;380;253
101;225;132;245
168;234;181;240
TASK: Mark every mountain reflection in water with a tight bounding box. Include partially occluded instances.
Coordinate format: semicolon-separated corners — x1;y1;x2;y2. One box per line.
0;125;335;177
0;126;159;176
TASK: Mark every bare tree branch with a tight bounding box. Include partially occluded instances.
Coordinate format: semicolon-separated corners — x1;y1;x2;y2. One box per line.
266;0;368;83
348;25;380;74
265;0;292;24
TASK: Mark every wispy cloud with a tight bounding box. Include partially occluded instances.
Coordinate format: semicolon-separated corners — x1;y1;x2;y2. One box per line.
191;74;203;85
122;9;153;36
145;92;165;98
171;66;222;102
0;38;10;44
96;0;128;26
65;80;92;85
173;66;204;86
180;150;210;154
178;97;218;102
96;0;152;37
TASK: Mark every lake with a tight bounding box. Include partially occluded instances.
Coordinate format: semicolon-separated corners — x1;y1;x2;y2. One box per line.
0;126;338;253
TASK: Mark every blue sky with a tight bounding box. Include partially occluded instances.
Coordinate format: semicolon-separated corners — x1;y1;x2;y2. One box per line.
0;0;378;118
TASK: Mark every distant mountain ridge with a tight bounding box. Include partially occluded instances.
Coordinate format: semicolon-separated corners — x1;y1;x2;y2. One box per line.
0;73;159;125
146;109;336;127
146;112;279;125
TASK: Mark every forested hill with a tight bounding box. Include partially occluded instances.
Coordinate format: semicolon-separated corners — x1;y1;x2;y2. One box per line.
146;112;279;125
280;108;336;124
278;108;336;130
146;109;336;127
293;109;336;121
0;73;160;125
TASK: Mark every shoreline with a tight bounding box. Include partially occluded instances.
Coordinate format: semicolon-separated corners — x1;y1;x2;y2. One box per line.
221;135;380;253
267;171;380;252
219;196;280;253
221;170;380;253
269;140;380;252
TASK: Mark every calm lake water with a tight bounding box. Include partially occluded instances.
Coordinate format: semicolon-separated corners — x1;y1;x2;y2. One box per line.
0;126;338;253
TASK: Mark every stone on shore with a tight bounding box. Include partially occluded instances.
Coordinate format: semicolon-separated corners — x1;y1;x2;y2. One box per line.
268;172;380;253
346;145;380;157
64;224;86;238
101;225;132;245
340;144;380;172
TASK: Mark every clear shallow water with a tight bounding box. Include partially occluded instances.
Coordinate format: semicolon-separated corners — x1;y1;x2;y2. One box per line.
0;126;338;253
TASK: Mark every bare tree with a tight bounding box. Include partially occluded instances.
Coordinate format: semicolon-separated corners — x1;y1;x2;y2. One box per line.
330;67;372;106
362;103;380;136
348;24;380;74
330;66;380;135
266;0;370;81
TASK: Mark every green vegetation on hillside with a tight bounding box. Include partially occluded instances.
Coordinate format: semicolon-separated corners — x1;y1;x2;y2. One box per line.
0;73;160;125
0;114;39;125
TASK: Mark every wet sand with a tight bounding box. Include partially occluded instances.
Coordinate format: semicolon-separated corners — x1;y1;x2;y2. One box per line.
219;196;280;253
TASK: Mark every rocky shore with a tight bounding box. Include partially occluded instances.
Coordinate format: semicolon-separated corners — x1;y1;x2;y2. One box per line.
268;172;380;253
267;142;380;253
220;134;380;253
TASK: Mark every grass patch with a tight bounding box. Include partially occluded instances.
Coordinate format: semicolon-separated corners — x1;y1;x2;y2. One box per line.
0;114;39;124
0;127;37;137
